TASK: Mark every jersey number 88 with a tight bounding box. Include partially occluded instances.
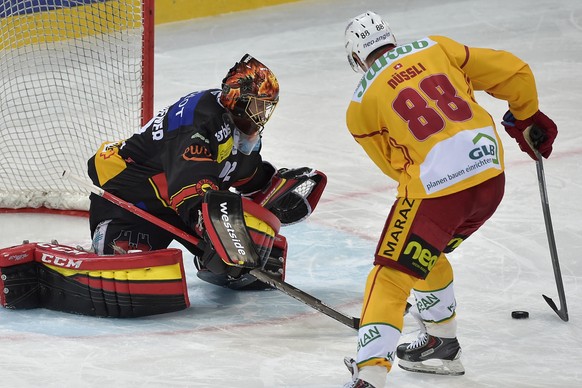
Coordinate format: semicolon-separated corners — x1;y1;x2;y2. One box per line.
393;74;472;141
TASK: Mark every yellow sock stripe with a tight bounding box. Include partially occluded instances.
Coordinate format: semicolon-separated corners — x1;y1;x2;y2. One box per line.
413;254;454;291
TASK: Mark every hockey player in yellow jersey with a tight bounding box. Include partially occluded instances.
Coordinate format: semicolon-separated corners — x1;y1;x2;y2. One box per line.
342;11;557;388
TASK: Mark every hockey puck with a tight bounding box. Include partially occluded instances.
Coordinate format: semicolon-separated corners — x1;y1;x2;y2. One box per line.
511;311;529;319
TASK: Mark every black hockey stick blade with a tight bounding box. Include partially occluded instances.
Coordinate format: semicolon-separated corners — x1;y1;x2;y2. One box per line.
542;294;568;322
249;268;360;330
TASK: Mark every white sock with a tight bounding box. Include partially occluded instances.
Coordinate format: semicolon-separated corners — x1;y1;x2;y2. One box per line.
358;365;387;388
427;318;457;338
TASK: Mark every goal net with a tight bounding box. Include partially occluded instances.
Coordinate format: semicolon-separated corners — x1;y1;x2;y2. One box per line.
0;0;153;211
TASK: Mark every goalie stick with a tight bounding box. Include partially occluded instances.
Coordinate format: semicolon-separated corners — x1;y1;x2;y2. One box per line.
62;170;362;329
528;127;568;322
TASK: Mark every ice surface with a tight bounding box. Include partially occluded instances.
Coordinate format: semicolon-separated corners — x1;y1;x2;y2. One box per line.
1;0;581;386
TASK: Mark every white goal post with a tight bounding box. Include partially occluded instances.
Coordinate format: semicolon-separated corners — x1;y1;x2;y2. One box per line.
0;0;154;212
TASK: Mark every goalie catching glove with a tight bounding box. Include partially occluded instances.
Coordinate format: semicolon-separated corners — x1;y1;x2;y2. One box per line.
244;164;327;225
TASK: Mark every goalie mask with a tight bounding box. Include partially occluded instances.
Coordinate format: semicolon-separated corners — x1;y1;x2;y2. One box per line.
220;54;279;135
345;11;396;73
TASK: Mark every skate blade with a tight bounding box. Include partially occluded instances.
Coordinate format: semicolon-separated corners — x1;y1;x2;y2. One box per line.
398;357;465;376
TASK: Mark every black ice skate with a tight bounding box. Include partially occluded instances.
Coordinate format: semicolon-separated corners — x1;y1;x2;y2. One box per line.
396;333;465;376
343;357;376;388
344;379;375;388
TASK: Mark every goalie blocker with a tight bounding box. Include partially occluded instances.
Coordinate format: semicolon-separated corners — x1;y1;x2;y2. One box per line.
194;167;326;290
0;242;189;317
195;190;288;290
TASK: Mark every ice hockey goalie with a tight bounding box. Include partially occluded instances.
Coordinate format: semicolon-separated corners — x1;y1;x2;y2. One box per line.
0;242;189;317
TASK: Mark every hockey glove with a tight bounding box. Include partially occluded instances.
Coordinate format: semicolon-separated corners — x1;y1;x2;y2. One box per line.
501;110;557;160
247;167;327;225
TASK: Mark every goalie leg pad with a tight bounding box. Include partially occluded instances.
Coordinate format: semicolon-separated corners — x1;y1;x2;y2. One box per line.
0;244;41;309
0;242;190;317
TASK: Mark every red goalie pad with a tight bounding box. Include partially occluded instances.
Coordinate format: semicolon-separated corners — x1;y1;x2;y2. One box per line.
0;242;190;317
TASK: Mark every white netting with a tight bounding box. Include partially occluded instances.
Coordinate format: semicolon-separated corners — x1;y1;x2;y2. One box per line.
0;1;147;210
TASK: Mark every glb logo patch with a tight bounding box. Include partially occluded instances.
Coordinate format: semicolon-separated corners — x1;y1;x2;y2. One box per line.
421;126;501;195
470;132;499;165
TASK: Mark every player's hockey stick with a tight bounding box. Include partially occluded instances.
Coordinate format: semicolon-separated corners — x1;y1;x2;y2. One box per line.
528;126;568;322
250;270;410;329
62;170;362;329
248;268;361;329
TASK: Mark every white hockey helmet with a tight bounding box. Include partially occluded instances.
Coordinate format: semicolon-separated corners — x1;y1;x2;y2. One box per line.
344;11;396;73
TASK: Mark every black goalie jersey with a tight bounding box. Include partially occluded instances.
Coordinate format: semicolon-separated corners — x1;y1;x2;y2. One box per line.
87;89;273;236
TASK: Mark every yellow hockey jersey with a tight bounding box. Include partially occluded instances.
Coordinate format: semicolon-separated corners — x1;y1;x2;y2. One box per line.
346;35;539;198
